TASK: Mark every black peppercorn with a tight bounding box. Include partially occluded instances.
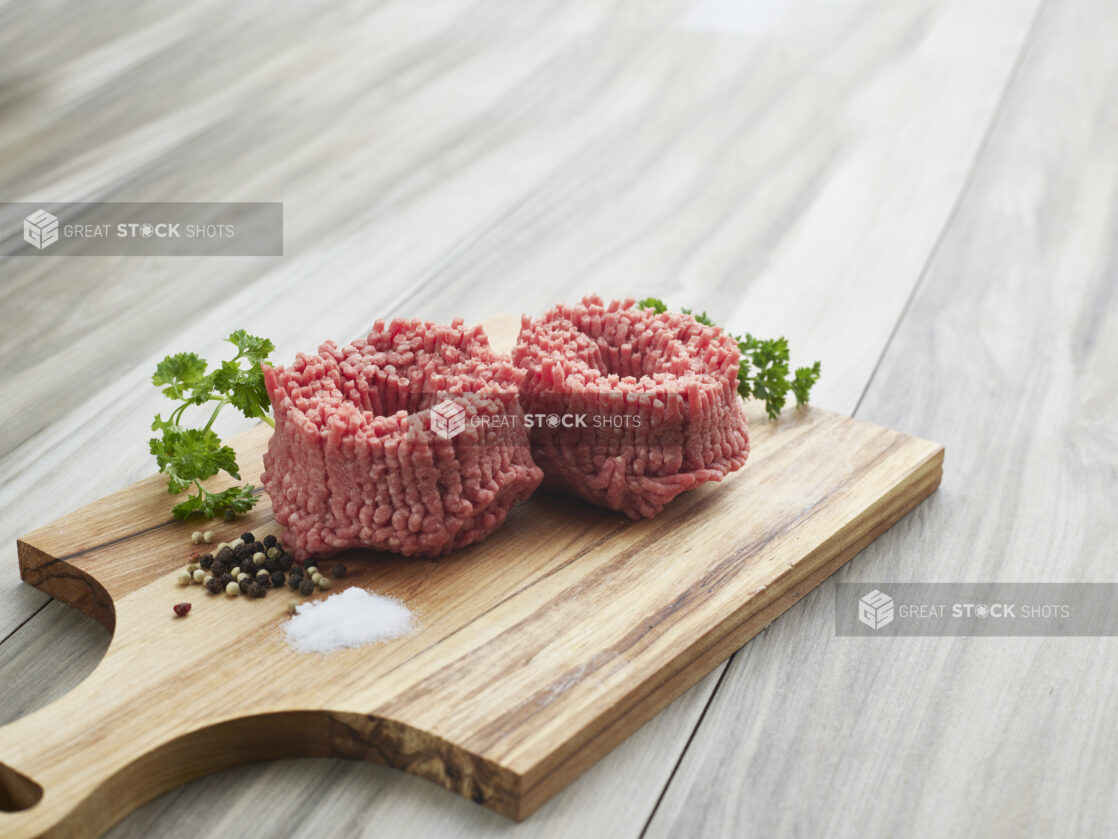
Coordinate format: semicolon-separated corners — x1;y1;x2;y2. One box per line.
244;581;263;598
263;534;277;548
211;560;228;577
224;508;237;522
290;565;304;579
205;576;223;594
238;578;252;594
240;532;255;544
271;570;285;588
233;543;251;562
221;572;234;585
287;575;302;590
332;564;348;578
198;554;214;570
299;579;315;596
264;558;279;574
278;553;293;571
216;546;234;562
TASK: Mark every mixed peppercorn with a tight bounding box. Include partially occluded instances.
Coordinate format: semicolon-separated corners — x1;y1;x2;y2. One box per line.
175;529;346;615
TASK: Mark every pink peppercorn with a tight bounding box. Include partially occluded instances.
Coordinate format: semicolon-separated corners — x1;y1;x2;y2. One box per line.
173;602;192;617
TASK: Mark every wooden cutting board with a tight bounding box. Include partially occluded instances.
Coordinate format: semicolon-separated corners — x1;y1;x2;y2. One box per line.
2;316;942;838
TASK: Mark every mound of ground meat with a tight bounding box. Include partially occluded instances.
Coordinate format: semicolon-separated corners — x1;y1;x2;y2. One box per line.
512;296;749;518
261;319;543;559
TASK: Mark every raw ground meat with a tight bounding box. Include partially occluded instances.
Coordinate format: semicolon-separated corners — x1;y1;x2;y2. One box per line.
261;319;543;559
512;296;749;518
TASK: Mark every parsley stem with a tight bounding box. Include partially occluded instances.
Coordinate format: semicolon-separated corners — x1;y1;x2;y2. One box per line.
201;399;228;434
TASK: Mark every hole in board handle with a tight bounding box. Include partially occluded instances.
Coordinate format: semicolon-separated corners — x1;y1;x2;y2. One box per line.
0;762;42;811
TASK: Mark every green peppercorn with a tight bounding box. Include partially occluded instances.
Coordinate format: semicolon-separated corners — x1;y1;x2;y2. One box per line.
266;547;281;560
186;563;198;575
226;581;240;596
317;576;331;591
224;508;237;522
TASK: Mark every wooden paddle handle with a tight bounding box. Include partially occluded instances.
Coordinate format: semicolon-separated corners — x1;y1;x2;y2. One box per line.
0;657;344;839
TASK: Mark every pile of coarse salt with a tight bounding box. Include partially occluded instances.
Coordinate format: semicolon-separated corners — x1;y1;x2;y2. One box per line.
283;587;416;654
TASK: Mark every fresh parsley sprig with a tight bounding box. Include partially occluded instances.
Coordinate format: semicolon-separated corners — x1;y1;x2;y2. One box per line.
150;330;276;520
638;298;822;420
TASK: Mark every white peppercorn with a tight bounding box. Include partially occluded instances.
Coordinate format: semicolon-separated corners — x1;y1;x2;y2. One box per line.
191;531;203;545
177;571;192;586
226;581;240;596
192;569;205;584
202;530;215;544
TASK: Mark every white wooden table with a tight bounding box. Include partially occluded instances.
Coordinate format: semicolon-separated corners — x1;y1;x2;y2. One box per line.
1;0;1115;835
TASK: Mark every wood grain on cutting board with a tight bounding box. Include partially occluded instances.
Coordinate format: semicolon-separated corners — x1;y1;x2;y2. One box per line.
2;316;941;836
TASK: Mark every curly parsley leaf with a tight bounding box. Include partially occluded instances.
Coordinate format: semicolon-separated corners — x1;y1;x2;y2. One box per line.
171;484;258;521
681;306;715;327
152;352;209;401
211;359;271;421
227;329;275;366
792;361;823;407
639;300;821;419
150;330;275;520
